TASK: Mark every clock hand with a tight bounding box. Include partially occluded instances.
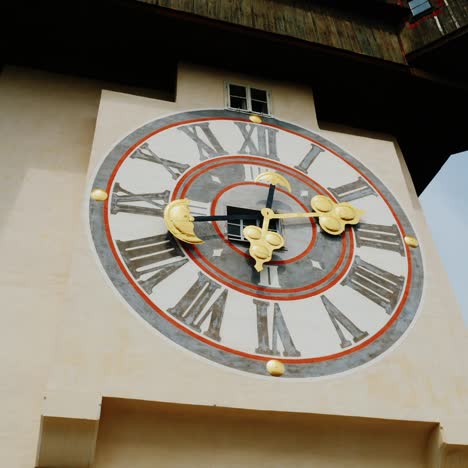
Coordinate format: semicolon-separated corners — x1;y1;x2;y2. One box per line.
266;196;364;236
164;199;262;244
254;171;292;209
193;213;259;222
265;184;276;210
242;207;284;272
242;195;364;271
239;171;292;271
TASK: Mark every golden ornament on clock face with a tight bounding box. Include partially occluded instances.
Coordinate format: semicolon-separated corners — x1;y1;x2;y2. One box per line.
89;109;423;378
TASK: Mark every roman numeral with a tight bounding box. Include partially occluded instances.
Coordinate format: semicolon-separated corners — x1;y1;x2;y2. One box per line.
178;123;227;160
110;183;169;217
116;233;188;294
258;265;281;288
355;223;405;256
254;300;301;357
168;272;227;342
130;142;190;180
321;296;368;349
235;122;279;160
294;143;324;174
341;256;404;314
328;177;376;202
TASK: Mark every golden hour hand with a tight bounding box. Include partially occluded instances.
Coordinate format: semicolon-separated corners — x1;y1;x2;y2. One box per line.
243;208;284;273
164;199;260;244
241;172;292;272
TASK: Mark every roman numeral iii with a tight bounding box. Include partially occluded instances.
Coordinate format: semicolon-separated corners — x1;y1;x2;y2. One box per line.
355;223;405;255
342;256;404;314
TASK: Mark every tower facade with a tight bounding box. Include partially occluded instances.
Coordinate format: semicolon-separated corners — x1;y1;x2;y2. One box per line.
1;2;468;467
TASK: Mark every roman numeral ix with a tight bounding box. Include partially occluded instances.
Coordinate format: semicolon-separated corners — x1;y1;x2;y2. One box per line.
111;182;169;217
116;233;188;294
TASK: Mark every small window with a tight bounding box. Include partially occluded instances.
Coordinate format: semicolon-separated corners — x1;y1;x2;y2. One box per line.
226;83;271;115
408;0;433;17
226;206;281;243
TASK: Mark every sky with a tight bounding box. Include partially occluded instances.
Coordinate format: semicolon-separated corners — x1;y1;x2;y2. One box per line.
419;151;468;324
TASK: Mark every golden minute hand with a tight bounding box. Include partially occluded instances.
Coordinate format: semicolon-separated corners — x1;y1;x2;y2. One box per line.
264;196;364;236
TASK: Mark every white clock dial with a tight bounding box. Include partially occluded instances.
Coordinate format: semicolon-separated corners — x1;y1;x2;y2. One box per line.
89;109;423;378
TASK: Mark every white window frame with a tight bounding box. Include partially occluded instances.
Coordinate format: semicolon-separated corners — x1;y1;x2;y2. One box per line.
224;82;273;116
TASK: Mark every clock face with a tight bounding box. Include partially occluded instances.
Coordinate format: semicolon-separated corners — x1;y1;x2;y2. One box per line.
89;109;423;378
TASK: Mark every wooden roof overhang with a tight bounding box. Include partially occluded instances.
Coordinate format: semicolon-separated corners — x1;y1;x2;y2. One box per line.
2;0;467;193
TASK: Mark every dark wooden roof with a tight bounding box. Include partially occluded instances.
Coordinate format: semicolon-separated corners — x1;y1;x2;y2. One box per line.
2;0;467;193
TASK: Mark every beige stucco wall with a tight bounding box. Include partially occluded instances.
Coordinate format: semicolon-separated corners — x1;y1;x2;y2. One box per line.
93;398;432;468
0;67;104;468
1;63;467;467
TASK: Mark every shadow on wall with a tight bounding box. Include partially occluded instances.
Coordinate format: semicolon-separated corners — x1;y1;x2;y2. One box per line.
0;66;173;232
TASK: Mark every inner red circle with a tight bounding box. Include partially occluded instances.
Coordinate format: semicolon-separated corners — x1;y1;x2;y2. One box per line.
172;156;353;300
210;181;317;264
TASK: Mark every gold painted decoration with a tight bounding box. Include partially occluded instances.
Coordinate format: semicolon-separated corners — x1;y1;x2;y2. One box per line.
311;195;364;235
242;197;363;271
166;193;363;270
163;199;204;244
249;114;263;124
404;235;419;248
243;218;285;272
91;188;108;201
254;171;292;192
266;359;285;377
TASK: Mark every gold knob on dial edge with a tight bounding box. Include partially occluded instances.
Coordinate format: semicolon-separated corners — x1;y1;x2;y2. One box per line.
266;359;285;377
404;235;419;248
91;188;108;201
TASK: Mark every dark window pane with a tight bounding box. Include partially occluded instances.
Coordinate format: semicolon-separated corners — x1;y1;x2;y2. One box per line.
229;84;246;98
226;206;260;242
251;88;267;101
230;96;248;110
226;206;280;242
251;100;269;114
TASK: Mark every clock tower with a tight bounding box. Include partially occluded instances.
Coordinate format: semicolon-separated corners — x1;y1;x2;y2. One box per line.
1;2;468;467
34;62;467;466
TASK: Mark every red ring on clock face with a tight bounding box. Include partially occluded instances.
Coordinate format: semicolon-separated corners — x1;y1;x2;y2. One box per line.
172;156;354;300
92;111;421;375
211;181;317;263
